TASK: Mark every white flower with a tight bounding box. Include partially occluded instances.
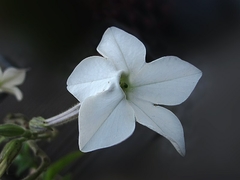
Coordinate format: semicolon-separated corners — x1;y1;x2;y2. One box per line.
0;67;26;101
67;27;202;156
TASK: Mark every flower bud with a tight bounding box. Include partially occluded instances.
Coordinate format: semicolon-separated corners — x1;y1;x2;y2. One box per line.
0;124;25;137
0;139;23;177
29;117;51;133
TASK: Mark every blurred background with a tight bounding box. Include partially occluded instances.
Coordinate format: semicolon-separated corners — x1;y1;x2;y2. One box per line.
0;0;240;179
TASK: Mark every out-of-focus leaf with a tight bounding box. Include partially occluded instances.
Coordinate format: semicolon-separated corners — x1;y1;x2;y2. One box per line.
0;136;6;145
13;143;38;176
62;174;72;180
43;151;83;180
0;124;25;137
0;139;23;178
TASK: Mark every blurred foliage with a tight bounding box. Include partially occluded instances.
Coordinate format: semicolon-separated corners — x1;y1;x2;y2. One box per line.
13;143;38;177
0;114;83;180
43;151;83;180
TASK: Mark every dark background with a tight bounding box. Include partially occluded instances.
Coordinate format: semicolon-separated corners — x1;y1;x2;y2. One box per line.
0;1;240;179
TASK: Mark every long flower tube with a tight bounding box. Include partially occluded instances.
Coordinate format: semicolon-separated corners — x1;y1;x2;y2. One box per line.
44;103;80;126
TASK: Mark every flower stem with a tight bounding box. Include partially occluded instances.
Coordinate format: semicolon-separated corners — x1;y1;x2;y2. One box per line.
22;140;50;180
44;103;80;126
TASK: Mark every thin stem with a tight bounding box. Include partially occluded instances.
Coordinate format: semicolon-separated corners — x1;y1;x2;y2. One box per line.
45;103;80;126
22;140;50;180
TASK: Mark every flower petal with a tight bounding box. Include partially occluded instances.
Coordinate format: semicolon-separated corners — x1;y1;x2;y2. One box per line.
79;83;135;152
67;56;120;102
0;86;23;101
129;97;185;156
2;68;26;87
130;56;202;105
97;27;146;75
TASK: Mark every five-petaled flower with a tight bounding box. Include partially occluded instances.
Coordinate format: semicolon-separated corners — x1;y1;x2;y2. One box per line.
67;27;202;156
0;67;26;101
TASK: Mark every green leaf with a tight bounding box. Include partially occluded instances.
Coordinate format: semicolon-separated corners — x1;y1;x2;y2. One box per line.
0;139;23;178
62;174;72;180
13;143;38;176
0;124;25;137
43;151;83;180
0;136;6;145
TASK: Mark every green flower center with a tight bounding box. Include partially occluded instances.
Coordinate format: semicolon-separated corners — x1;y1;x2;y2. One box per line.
120;82;128;89
119;74;130;92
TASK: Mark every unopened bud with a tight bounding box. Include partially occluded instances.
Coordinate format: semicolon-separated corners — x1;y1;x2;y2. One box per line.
0;158;7;177
0;139;22;177
29;117;52;133
0;124;25;137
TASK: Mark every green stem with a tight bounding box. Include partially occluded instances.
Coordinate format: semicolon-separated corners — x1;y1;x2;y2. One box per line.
22;141;50;180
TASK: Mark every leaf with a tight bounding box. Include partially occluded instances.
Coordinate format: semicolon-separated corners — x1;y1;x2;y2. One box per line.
13;143;38;176
43;151;83;180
